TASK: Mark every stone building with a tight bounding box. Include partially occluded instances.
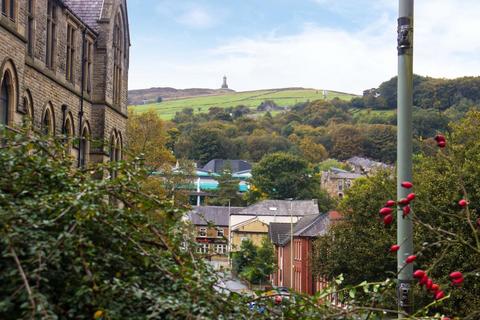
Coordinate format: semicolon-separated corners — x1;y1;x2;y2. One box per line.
0;0;130;165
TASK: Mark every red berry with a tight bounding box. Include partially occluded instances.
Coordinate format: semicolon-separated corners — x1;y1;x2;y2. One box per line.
435;290;445;300
274;295;283;304
441;317;451;320
407;193;416;201
434;134;446;142
401;181;413;189
402;206;411;217
385;200;396;207
383;214;393;226
451;277;464;286
390;245;400;252
398;198;410;206
405;255;417;264
449;271;463;279
458;199;468;207
438;141;446;148
427;278;433;290
430;283;440;293
419;275;428;286
413;270;426;279
379;207;393;216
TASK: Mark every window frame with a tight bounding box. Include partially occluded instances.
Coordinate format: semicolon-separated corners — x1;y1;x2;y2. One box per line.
26;0;35;56
198;227;207;238
46;0;57;70
66;22;77;83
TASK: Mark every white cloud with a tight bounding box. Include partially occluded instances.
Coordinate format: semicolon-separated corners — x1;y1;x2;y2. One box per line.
131;0;480;93
155;1;219;29
176;7;215;29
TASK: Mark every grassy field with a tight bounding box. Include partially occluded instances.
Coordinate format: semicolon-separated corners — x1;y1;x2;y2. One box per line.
129;88;357;120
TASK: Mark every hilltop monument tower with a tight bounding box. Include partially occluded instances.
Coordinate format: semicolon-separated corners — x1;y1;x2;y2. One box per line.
221;76;229;89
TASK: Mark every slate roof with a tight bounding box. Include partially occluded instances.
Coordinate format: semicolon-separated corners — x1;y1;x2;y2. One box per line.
187;206;244;226
237;200;319;217
203;160;252;174
268;223;291;245
64;0;104;31
270;214;330;246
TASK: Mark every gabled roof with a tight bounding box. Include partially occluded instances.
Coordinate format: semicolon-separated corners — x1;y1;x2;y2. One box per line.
237;200;319;216
271;214;330;246
64;0;104;31
187;206;244;226
203;159;252;174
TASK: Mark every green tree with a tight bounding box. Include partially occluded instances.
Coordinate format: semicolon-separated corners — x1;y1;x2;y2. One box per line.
251;152;315;200
240;238;276;285
210;164;245;207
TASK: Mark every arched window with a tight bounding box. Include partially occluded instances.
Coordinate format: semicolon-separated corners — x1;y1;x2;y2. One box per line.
110;130;123;162
79;123;90;168
116;132;122;161
112;12;124;107
0;73;9;125
63;112;74;153
22;91;34;127
42;103;55;135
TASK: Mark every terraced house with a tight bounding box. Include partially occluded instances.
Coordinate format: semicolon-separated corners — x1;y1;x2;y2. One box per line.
0;0;130;165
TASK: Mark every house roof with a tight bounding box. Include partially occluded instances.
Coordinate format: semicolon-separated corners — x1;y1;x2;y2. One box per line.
269;223;291;245
237;200;319;216
271;214;330;246
187;206;244;226
64;0;104;31
202;159;252;174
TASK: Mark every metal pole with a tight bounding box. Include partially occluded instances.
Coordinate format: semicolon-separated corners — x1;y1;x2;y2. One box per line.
290;200;293;291
397;0;414;316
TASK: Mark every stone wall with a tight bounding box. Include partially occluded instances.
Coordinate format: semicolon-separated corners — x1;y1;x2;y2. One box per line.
0;0;129;164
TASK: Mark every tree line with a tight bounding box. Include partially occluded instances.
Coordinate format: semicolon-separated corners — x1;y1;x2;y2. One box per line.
166;75;480;166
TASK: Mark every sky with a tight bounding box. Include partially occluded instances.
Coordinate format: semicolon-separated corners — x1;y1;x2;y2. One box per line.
127;0;480;94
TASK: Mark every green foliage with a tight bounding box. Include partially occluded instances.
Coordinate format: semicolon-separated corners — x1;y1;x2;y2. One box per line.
0;129;249;319
209;165;245;207
251;152;315;200
313;112;480;317
232;239;275;285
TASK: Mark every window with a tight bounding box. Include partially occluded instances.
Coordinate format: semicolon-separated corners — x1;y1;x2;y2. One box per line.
110;130;122;162
112;12;123;106
46;0;57;69
42;104;54;135
0;73;10;125
337;180;343;191
79;124;90;168
63;112;74;153
198;227;207;237
196;243;208;254
216;228;224;238
214;244;227;254
84;38;93;94
294;240;302;260
27;0;34;56
66;24;76;82
1;0;14;21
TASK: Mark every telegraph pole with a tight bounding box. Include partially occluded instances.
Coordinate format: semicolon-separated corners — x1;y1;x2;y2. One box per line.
397;0;414;317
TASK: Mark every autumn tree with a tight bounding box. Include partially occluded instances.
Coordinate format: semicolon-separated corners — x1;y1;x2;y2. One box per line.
126;110;175;170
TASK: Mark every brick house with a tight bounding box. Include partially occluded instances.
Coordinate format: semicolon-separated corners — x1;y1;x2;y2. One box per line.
187;206;243;270
0;0;130;165
321;168;363;198
230;200;319;252
269;214;330;295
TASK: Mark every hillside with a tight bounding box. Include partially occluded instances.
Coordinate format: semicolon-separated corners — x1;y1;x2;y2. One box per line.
127;87;235;105
129;88;357;120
